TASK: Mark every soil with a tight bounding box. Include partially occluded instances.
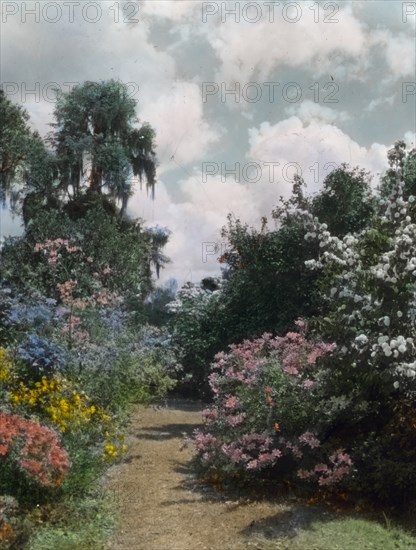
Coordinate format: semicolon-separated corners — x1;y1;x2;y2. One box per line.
104;399;330;550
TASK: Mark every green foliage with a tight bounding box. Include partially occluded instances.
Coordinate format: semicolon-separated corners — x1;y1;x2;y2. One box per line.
0;202;154;302
380;140;416;199
220;213;322;339
311;165;375;237
143;285;177;326
0;90;59;217
78;350;177;415
49;79;157;214
0;90;31;201
168;282;226;396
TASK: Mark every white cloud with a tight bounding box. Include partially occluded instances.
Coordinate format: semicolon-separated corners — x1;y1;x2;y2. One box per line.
139;81;222;172
141;0;200;22
128;170;284;284
246;117;390;193
196;1;414;90
203;2;368;83
364;94;396;113
404;131;416;148
285;101;350;123
370;29;416;79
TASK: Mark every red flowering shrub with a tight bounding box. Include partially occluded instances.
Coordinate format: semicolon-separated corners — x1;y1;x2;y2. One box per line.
0;411;70;489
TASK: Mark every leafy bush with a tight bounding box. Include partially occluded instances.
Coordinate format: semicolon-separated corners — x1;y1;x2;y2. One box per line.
310;164;375;237
167;280;225;395
76;323;180;413
193;325;344;488
16;335;67;380
299;143;416;504
0;411;70;495
0;204;155;304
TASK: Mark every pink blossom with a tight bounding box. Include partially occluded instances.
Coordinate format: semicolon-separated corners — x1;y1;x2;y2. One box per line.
294;318;306;331
226;414;245;427
224;395;240;410
302;379;315;390
202;408;218;423
299;431;321;449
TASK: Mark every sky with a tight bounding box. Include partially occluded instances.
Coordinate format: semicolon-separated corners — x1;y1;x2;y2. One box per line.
1;0;415;285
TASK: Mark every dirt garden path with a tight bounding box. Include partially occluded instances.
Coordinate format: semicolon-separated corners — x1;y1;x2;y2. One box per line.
104;399;308;550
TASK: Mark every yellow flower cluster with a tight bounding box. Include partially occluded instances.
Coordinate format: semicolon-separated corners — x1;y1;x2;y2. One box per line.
103;434;128;462
9;376;110;433
1;347;126;461
0;347;14;382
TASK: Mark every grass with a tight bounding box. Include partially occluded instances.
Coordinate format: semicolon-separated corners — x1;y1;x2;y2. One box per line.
255;517;416;550
27;494;116;550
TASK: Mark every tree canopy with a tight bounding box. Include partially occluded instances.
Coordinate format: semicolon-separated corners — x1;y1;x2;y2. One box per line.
49;80;157;215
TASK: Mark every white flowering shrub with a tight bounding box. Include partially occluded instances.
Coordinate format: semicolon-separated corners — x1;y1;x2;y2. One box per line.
167;280;225;395
302;142;416;503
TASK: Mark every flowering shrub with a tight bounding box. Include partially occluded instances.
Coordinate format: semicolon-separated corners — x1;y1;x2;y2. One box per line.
7;300;56;331
0;348;13;384
17;335;67;380
1;345;129;477
1;202;158;306
7;375;110;434
193;326;350;488
167;280;226;394
54;265;124;354
0;411;70;489
33;237;120;305
299;142;416;503
0;286;59;349
297;450;354;486
34;239;81;265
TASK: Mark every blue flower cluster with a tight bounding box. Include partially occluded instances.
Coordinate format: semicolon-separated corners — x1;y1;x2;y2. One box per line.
8;303;55;328
17;335;67;375
100;308;129;335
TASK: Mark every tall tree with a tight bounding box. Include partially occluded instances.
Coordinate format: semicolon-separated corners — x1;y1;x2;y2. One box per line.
0;90;31;205
379;140;416;199
49;80;157;215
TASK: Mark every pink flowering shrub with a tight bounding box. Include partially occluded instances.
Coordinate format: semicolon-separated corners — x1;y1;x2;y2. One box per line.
0;411;71;490
34;239;81;265
193;324;352;487
33;237;119;308
297;450;353;486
